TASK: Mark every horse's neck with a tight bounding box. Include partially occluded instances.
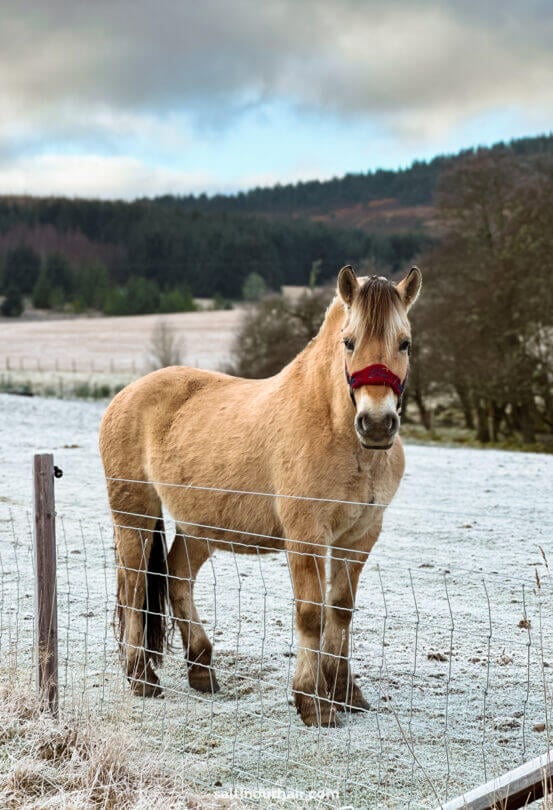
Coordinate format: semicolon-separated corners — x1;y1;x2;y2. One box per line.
285;297;352;427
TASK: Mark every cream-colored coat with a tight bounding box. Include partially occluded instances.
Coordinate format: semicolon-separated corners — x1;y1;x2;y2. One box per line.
99;266;421;726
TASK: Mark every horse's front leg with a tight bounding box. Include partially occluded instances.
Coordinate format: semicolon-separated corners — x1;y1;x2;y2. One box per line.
285;535;338;727
321;545;369;711
322;527;380;712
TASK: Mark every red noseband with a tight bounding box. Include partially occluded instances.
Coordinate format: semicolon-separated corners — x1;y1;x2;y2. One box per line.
346;363;404;397
345;363;406;409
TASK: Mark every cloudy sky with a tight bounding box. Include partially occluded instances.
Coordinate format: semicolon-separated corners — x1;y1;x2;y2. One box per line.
1;0;552;199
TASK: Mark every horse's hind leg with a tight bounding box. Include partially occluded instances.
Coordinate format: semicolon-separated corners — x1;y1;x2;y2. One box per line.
168;532;219;693
112;495;167;698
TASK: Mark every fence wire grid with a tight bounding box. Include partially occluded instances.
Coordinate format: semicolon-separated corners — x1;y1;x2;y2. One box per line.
1;477;553;810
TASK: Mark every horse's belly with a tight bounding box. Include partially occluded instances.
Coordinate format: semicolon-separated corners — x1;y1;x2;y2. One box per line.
146;391;286;552
214;529;285;554
160;485;285;554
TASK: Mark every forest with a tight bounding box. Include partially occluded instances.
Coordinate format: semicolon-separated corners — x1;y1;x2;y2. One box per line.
169;133;553;212
2;133;552;316
0;198;430;314
1;133;552;447
227;145;553;447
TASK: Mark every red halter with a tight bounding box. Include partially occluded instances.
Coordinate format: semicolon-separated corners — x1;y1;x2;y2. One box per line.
345;363;406;409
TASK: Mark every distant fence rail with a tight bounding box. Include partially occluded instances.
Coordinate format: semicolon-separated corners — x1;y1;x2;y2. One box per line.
3;355;139;374
1;452;552;808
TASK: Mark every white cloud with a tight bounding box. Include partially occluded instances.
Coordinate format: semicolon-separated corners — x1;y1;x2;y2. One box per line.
0;0;552;195
2;1;553;129
0;151;338;199
0;154;218;199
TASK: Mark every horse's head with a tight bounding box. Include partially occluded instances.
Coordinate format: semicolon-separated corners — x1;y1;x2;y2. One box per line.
337;265;422;450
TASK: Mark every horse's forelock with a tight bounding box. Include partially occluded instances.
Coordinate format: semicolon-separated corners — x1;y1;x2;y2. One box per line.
350;277;408;353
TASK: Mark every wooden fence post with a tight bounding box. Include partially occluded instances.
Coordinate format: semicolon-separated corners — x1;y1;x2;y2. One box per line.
33;453;59;716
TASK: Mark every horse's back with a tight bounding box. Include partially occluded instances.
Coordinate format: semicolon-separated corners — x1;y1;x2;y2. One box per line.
101;366;203;464
99;366;285;547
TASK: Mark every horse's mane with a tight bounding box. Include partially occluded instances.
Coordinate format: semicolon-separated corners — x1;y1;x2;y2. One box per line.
350;276;407;353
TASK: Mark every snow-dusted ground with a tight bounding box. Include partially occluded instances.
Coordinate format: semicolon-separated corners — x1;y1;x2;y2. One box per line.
1;392;552;809
0;308;243;374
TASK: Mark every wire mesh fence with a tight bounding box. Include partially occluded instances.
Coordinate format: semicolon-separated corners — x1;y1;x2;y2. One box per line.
1;468;553;808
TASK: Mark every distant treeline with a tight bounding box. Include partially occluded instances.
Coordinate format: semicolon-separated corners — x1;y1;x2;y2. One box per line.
0;244;198;317
227;147;553;447
165;133;553;213
1;132;552;317
0;198;432;310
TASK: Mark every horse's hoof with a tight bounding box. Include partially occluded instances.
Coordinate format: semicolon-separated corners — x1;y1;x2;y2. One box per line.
188;664;220;694
129;671;163;699
295;694;341;727
339;685;370;713
142;681;164;699
328;672;370;713
342;696;370;712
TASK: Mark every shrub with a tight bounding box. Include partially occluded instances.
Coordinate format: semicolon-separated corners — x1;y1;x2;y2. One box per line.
159;286;196;313
242;272;267;301
104;278;161;315
147;321;184;369
74;261;109;310
32;270;53;309
1;288;24;317
226;288;333;378
212;293;233;311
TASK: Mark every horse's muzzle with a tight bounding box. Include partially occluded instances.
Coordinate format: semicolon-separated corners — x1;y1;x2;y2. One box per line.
355;411;399;449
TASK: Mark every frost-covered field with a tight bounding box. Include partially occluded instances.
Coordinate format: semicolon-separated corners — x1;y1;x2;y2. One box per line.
0;308;243;373
1;392;553;809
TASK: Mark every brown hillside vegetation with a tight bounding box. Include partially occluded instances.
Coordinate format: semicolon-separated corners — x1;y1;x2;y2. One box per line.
0;223;123;267
310;198;437;234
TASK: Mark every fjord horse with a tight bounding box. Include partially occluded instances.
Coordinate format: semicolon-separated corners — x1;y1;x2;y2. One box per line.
99;265;422;726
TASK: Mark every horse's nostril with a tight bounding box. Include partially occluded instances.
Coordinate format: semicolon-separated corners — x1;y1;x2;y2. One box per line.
385;413;399;435
356;411;399;439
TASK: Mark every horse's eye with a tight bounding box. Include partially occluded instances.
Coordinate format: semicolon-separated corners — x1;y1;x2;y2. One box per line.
399;339;411;354
343;337;355;352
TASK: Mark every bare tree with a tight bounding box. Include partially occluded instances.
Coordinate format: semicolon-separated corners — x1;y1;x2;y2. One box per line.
226;288;333;379
415;149;553;443
146;320;184;370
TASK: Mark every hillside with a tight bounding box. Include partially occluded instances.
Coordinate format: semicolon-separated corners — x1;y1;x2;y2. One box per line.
0;132;551;311
0;198;432;302
162;132;553;232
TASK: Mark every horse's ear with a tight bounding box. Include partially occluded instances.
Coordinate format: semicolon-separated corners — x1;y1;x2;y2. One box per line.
337;265;358;307
396;266;422;311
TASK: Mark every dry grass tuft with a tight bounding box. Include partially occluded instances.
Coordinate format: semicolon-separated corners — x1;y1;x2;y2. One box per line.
0;685;231;810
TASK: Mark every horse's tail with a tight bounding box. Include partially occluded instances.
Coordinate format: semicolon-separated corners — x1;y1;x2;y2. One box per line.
145;517;169;667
